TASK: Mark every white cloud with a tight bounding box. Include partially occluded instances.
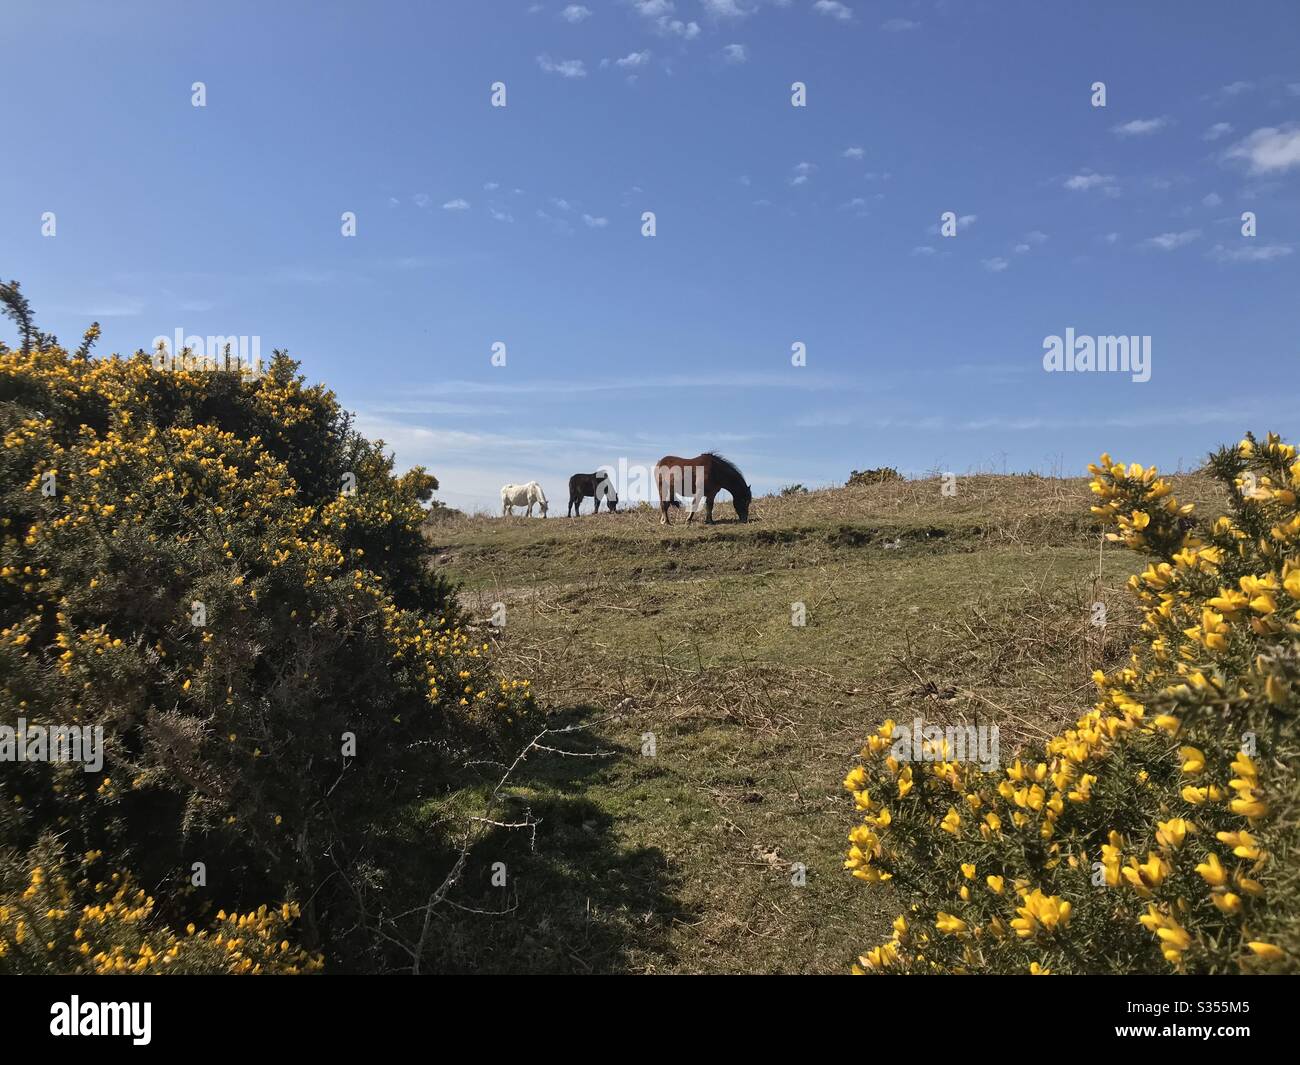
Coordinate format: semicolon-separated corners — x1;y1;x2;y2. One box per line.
489;208;514;223
536;209;574;234
1142;229;1200;250
632;0;672;16
813;1;853;20
982;257;1009;272
1203;122;1233;142
413;193;432;208
702;0;753;17
1211;243;1293;263
790;161;816;185
911;246;936;256
1064;171;1116;192
842;146;865;159
1112;116;1169;137
442;198;471;211
1225;125;1300;175
881;18;919;31
537;54;587;78
1202;192;1222;207
560;4;592;21
483;182;500;191
582;213;608;227
1219;80;1253;97
1023;230;1048;245
1013;244;1030;254
655;16;700;38
615;50;652;67
550;197;574;211
722;43;749;64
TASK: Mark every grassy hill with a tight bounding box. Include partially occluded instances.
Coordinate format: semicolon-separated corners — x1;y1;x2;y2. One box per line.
422;470;1227;973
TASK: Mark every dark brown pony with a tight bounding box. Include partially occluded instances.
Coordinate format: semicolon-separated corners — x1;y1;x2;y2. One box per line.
567;471;619;516
654;453;752;525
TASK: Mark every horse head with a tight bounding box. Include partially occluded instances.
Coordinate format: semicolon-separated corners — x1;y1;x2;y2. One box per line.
735;482;753;523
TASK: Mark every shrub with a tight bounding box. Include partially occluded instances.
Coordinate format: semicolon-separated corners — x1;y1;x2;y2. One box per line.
847;467;902;487
1;301;536;972
0;836;321;973
843;432;1299;974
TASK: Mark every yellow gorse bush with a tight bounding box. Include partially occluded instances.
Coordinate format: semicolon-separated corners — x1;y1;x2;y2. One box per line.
0;839;321;974
1;316;537;972
844;432;1299;974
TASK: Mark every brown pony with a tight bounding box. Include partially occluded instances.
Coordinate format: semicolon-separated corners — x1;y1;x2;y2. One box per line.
654;453;752;525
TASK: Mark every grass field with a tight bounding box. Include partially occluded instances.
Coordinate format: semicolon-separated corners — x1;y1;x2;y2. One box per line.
421;471;1226;973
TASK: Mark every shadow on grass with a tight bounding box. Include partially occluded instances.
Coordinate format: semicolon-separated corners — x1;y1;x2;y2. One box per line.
421;704;692;974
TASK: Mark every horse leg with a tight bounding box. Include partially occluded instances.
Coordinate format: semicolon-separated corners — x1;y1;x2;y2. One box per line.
705;491;717;524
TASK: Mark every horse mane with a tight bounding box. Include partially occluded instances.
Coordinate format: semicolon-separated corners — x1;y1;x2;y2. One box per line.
703;452;746;489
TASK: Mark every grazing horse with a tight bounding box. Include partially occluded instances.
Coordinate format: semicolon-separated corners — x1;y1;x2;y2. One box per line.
654;453;752;525
567;471;619;516
500;481;548;517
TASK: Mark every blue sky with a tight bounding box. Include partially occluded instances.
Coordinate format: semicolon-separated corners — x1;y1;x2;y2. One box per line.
3;0;1298;512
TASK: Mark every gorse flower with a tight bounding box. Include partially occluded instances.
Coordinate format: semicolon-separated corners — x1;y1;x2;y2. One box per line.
0;336;538;973
844;432;1299;974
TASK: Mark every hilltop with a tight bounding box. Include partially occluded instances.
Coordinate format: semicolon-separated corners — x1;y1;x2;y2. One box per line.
421;470;1227;973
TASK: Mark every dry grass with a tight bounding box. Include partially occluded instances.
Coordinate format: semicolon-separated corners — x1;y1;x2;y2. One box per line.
421;471;1221;972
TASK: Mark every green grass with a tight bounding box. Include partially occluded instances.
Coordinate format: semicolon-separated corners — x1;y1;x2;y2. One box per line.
421;471;1225;973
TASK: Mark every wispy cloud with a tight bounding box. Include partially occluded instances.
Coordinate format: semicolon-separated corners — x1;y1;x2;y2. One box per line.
406;372;854;398
582;213;608;227
790;161;816;185
442;198;470;211
559;4;592;22
702;0;754;18
721;43;749;64
1111;116;1169;137
1203;122;1233;142
881;17;919;31
1064;171;1117;193
537;54;587;78
1142;229;1201;251
813;1;853;21
1211;243;1293;263
842;146;864;159
1225;125;1300;175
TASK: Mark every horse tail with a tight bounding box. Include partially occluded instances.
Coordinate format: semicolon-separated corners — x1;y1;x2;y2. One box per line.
533;482;547;504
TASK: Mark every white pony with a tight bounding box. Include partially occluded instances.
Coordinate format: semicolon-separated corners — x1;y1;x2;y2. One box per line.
500;481;548;517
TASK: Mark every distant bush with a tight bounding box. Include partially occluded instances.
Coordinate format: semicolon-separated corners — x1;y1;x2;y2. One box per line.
847;467;902;487
0;290;536;972
844;432;1299;973
780;484;808;496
